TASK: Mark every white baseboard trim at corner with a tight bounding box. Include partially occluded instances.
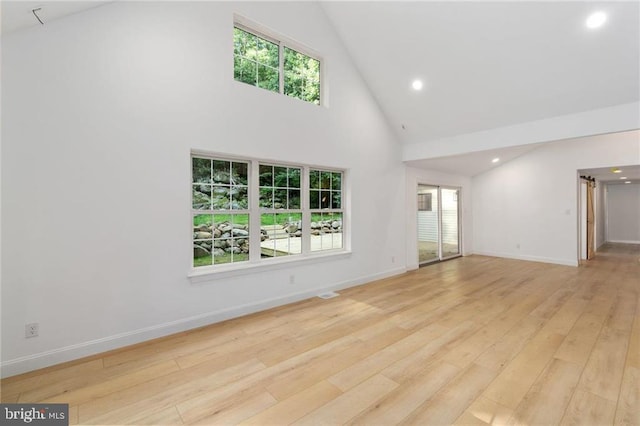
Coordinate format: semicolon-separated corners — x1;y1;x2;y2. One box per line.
473;251;578;267
0;266;407;378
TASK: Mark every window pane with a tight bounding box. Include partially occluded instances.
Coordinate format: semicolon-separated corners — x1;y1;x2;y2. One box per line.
259;165;273;186
284;47;320;104
213;160;231;184
212;186;230;209
192;184;211;210
257;64;279;91
211;214;249;264
234;28;256;61
260;187;274;208
284;73;303;99
274;189;287;209
193;214;214;267
288;167;301;188
234;57;257;86
320;190;331;209
231;186;248;209
331;191;341;209
310;189;320;209
192;158;211;183
320;171;331;189
232;162;248;185
260;213;301;258
233;27;244;56
273;166;288;187
310;170;320;189
310;212;343;252
331;172;341;190
257;36;279;68
288;189;300;209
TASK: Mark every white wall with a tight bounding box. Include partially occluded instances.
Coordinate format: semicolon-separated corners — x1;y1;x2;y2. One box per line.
606;183;640;243
1;2;406;376
406;167;472;270
472;131;640;266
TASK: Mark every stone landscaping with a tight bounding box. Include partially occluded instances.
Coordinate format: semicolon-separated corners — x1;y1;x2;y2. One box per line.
193;219;342;258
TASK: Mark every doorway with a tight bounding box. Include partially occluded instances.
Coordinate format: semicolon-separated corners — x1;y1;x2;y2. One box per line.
417;184;461;265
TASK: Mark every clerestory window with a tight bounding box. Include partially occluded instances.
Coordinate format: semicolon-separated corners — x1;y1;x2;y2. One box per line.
233;23;321;105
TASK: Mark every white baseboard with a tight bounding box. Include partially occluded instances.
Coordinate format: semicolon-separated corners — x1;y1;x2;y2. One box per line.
473;251;578;267
0;266;407;378
607;239;640;244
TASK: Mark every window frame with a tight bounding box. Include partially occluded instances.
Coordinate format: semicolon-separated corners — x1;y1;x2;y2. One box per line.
190;150;348;280
233;16;323;106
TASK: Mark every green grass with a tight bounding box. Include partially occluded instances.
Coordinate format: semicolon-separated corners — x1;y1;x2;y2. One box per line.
193;252;249;267
194;213;340;227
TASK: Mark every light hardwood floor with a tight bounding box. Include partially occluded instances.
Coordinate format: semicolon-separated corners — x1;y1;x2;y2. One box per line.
2;243;639;425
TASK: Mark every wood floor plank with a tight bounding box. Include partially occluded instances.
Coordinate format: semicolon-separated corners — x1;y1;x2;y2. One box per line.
399;363;496;425
381;320;477;383
79;358;266;424
560;389;617;426
614;365;640;426
239;381;342;425
480;331;565;409
577;326;629;402
474;315;545;372
348;361;460;425
328;323;449;391
554;312;605;367
266;326;410;400
624;300;640;369
293;374;398;425
605;291;637;331
453;395;514;425
187;391;277;425
39;360;180;405
1;244;637;425
508;358;582;425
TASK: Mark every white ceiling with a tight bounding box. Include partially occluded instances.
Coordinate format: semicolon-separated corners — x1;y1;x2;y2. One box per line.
405;142;544;177
321;1;640;145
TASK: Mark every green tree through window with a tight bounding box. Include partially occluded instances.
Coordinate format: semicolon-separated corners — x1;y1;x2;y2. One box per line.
233;25;321;105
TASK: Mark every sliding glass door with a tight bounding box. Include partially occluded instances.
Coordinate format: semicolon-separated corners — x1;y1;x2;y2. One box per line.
417;185;461;265
441;188;460;259
417;185;439;264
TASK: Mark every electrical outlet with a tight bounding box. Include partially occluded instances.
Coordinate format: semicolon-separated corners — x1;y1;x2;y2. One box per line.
391;256;395;263
289;274;295;284
25;323;39;338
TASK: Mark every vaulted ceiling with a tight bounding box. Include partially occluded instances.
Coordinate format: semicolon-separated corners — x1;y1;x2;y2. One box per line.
321;1;639;145
3;1;639;175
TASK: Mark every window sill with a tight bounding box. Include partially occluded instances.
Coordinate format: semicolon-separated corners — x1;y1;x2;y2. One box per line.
188;250;352;284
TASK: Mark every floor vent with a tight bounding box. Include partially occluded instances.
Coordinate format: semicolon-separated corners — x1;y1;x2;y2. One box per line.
318;291;340;299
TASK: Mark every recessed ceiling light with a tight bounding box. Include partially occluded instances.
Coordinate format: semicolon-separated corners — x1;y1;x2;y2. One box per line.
492;158;500;163
586;11;607;29
620;176;627;179
624;181;631;184
612;168;622;173
412;80;423;91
